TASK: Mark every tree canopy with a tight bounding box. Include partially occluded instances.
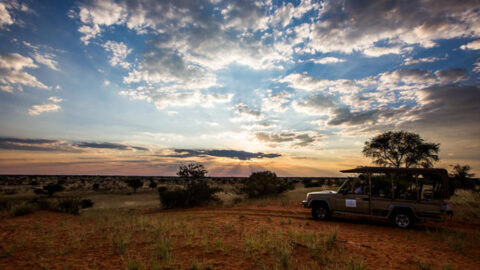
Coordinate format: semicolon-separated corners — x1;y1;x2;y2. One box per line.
362;131;439;168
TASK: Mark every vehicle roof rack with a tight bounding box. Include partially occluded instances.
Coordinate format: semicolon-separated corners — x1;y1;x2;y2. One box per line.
340;166;448;174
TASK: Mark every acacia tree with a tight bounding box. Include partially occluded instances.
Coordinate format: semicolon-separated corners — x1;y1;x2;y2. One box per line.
177;163;208;189
362;131;439;168
158;163;221;208
450;164;475;190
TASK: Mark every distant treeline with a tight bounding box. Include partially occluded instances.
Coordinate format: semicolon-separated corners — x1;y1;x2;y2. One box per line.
0;175;348;186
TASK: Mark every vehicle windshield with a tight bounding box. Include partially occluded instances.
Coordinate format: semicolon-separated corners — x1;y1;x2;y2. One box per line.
337;175;369;195
337;179;350;193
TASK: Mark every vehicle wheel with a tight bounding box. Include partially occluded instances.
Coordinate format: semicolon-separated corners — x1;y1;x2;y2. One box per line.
312;203;329;220
392;211;414;228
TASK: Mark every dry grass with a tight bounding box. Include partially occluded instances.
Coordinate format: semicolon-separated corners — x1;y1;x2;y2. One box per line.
450;189;480;224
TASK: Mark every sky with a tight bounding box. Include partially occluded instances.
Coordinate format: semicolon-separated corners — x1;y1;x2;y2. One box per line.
0;0;479;176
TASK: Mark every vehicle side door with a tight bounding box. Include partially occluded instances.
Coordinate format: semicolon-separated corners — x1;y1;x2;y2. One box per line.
333;180;369;214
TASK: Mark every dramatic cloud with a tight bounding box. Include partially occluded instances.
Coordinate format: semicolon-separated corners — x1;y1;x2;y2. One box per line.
168;149;280;160
255;131;323;147
327;107;379;126
412;84;480;127
307;0;480;54
0;137;149;152
0;137;75;152
102;40;131;69
0;53;48;90
435;68;469;83
293;94;336;115
75;142;148;151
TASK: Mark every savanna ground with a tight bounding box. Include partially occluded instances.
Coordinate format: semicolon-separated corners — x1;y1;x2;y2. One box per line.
1;184;479;270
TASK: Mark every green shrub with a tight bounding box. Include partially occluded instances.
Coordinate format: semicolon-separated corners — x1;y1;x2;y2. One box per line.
81;199;94;209
235;171;295;198
56;197;81;215
0;200;12;211
125;179;143;193
12;204;36;216
158;163;221;208
303;179;324;188
29;198;54;210
159;183;221;209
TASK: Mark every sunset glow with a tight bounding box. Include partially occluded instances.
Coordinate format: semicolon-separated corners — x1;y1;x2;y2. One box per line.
0;0;479;176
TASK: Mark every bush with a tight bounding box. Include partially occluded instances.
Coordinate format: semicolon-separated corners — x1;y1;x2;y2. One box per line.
35;182;64;197
56;197;81;215
158;163;221;208
235;171;295;198
29;198;54;210
149;181;158;189
12;204;36;216
125;179;143;193
80;199;94;209
0;200;12;211
303;179;324;188
92;183;100;191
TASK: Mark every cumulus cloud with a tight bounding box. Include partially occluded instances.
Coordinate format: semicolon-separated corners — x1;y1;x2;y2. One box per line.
460;40;480;50
120;87;232;110
0;53;48;90
403;56;443;66
270;0;319;28
311;57;345;64
32;52;59;71
0;2;13;28
102;40;131;69
292;94;336;115
28;103;61;116
255;131;324;147
233;103;263;120
77;0;126;44
48;96;62;103
474;60;480;73
262;90;291;112
434;68;469;83
307;0;480;54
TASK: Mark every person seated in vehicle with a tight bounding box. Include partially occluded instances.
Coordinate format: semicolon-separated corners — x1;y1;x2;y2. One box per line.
354;183;363;194
353;175;367;194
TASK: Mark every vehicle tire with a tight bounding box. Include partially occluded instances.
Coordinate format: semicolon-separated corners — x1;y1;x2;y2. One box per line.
311;203;329;220
392;211;414;228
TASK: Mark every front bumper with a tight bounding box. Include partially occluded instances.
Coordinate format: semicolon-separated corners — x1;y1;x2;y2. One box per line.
302;200;309;208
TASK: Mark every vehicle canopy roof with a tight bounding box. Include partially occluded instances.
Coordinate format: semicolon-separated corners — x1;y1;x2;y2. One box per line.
340;166;448;175
340;166;451;198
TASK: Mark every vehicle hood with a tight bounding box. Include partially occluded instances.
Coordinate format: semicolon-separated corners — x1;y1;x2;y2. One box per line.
307;190;337;196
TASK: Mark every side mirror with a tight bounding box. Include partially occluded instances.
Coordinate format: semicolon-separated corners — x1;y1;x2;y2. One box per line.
340;189;348;195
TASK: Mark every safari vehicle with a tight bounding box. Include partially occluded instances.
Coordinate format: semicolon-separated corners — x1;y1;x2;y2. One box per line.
302;167;454;228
